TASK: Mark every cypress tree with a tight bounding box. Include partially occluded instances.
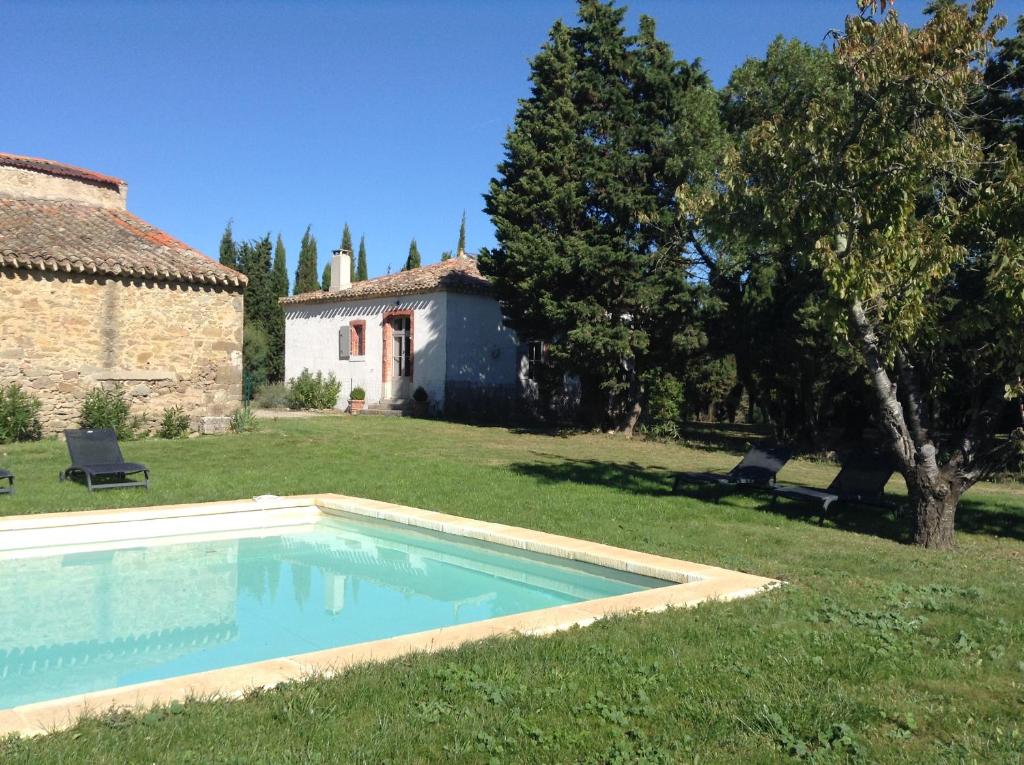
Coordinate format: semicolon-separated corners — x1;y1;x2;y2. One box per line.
457;210;467;255
271;234;289;297
341;224;354;281
356;236;368;281
480;0;724;433
267;234;289;382
404;239;421;271
218;220;237;269
237;235;275;386
321;262;331;291
293;225;319;294
441;250;453;261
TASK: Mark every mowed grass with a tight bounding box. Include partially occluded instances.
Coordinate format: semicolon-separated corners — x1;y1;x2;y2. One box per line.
1;416;1022;764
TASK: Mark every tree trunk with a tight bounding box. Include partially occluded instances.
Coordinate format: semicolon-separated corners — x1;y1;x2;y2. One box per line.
909;474;962;549
616;374;643;437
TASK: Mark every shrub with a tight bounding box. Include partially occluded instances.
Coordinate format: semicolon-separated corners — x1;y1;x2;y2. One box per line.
349;386;366;401
288;370;341;410
642;374;684;440
79;386;145;440
253;382;290;409
229;404;258;433
157;406;191;439
0;383;42;443
412;386;428;403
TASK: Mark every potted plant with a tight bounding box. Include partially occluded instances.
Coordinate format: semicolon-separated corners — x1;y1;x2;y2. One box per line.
348;386;366;414
412;386;429;417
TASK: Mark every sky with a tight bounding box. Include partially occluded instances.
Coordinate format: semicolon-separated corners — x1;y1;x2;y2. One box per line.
4;0;1023;286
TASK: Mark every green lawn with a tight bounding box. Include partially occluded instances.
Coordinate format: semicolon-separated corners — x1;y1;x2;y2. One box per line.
1;417;1022;764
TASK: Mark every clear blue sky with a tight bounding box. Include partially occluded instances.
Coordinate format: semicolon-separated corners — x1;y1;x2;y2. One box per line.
4;1;1022;287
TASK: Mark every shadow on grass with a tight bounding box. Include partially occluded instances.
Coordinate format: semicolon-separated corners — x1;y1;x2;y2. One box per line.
509;454;676;497
508;454;1024;544
676;421;772;454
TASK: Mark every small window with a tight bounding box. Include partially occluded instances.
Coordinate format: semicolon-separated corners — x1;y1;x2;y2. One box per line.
351;322;366;357
527;340;545;381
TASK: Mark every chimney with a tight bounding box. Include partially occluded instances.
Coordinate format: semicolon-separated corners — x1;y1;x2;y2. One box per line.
330;248;352;291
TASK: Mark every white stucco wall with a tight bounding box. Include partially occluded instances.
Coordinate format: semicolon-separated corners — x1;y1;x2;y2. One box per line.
444;292;522;387
283;292;448;407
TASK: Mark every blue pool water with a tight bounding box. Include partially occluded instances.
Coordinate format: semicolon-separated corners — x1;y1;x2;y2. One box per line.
0;513;668;709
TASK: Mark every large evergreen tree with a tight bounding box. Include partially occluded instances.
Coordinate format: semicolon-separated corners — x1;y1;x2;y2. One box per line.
356;236;368;281
404;239;421;270
237;235;275;386
218;221;237;269
271;234;289;298
321;262;331;291
480;0;725;433
293;226;319;294
266;234;289;381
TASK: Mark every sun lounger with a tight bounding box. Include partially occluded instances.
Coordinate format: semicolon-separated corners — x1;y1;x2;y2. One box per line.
60;428;149;491
771;448;895;523
672;442;793;494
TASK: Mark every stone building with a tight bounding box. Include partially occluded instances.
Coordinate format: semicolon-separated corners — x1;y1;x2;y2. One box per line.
0;152;246;434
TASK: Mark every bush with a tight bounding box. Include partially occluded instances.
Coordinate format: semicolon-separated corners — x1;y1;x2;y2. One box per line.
642;374;684;440
230;404;258;433
288;370;341;410
349;386;366;401
0;383;42;443
157;406;191;439
253;383;290;409
412;386;428;403
79;386;145;440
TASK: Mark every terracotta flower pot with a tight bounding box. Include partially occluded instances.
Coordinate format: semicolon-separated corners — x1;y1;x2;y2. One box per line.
348;399;365;414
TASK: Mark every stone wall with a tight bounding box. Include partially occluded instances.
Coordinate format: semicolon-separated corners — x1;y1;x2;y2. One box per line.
0;267;243;434
0;165;126;209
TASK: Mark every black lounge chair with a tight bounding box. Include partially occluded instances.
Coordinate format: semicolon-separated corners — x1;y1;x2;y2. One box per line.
672;442;793;494
770;448;895;523
60;428;149;491
0;468;12;495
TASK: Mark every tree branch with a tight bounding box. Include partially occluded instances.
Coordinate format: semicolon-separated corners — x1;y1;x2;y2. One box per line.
849;300;922;477
896;349;930;449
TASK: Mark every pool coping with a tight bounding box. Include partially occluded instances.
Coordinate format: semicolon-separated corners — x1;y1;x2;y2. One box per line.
0;493;781;737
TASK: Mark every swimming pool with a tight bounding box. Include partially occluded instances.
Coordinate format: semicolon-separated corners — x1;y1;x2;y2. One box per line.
0;495;778;734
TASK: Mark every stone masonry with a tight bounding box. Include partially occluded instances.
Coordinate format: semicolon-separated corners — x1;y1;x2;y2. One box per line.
0;152;246;434
0;269;243;433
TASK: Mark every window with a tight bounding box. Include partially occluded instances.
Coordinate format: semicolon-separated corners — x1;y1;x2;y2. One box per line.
527;340;545;381
340;321;366;360
350;321;366;357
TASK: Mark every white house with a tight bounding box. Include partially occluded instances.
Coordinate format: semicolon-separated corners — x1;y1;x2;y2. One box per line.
281;250;530;413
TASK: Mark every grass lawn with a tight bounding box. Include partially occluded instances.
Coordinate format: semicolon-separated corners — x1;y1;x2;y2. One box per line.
1;416;1022;764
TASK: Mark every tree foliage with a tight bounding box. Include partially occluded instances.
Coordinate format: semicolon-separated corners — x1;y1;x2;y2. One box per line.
293;225;319;294
699;0;1024;548
405;239;421;270
481;0;725;433
341;223;354;281
356;236;368;281
218;220;237;270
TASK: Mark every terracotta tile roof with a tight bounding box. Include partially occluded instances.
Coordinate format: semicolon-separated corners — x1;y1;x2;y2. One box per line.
0;151;125;190
0;197;246;288
280;256;489;305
